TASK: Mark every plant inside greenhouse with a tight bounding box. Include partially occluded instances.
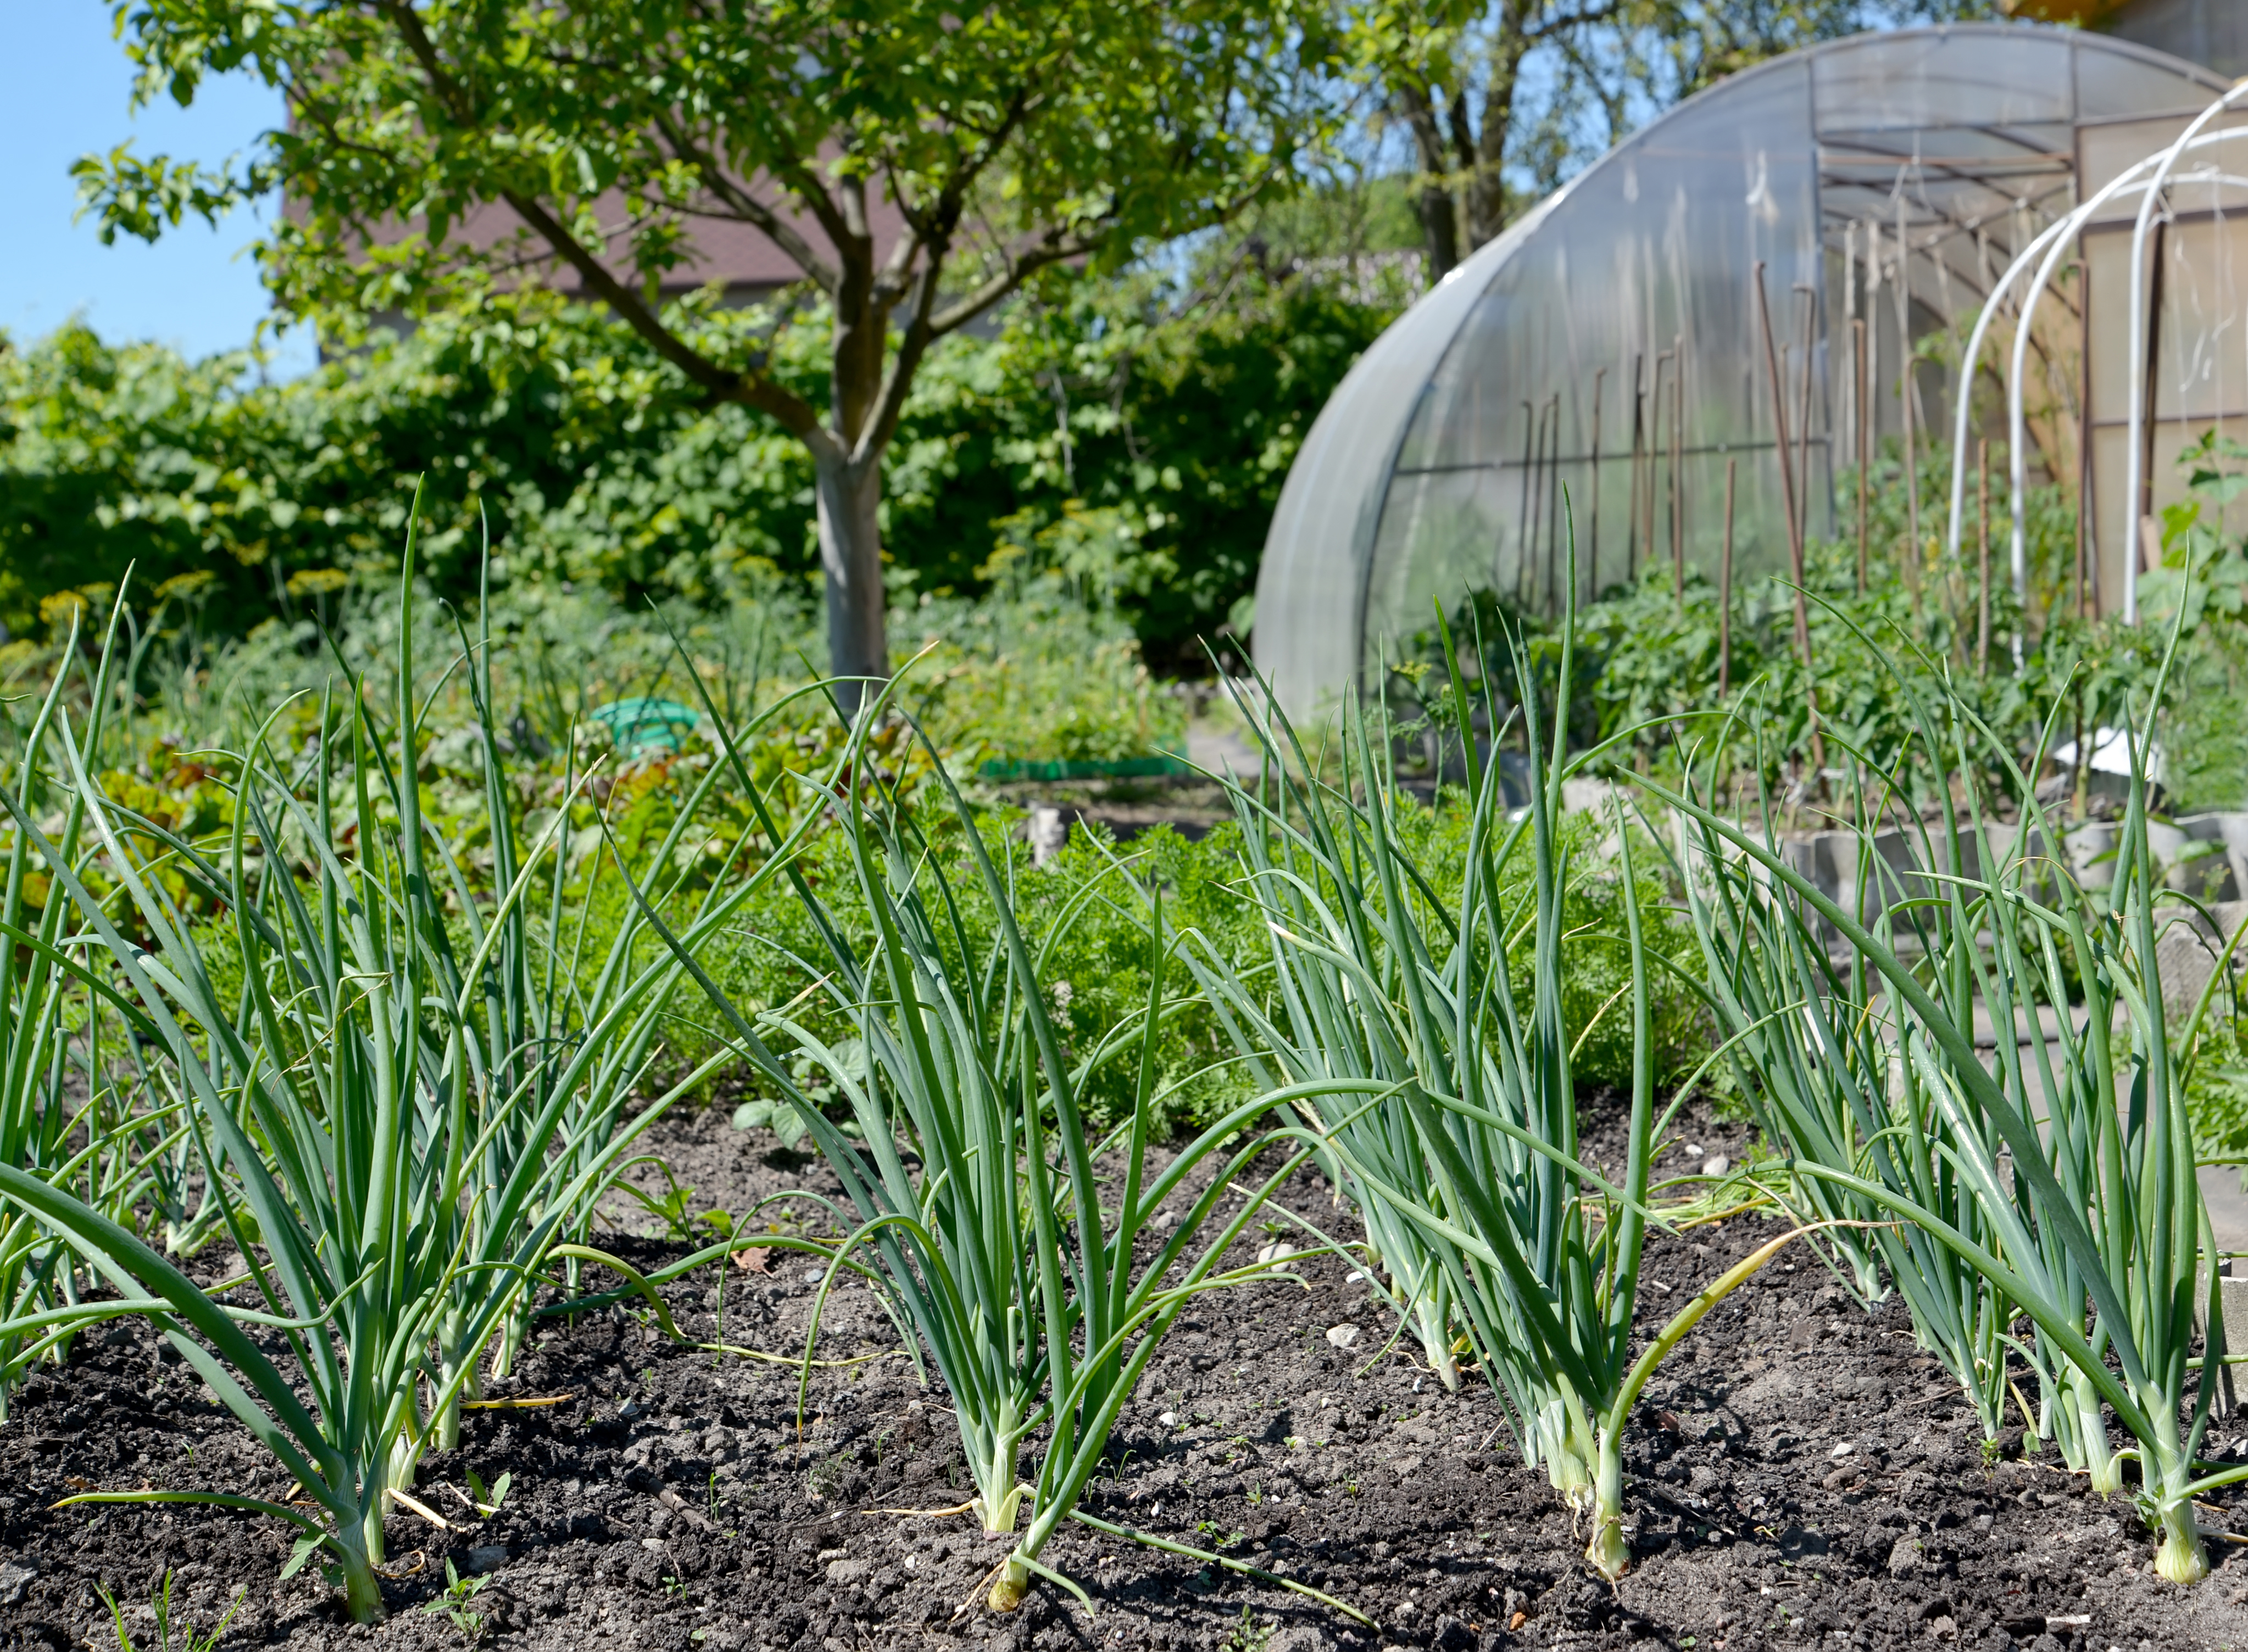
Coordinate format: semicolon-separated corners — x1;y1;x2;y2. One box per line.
18;3;2248;1650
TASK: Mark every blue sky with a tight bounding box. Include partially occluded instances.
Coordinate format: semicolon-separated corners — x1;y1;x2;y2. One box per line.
0;2;317;373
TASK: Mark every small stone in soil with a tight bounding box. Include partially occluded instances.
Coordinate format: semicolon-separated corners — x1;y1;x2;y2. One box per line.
1702;1154;1731;1176
1326;1325;1360;1349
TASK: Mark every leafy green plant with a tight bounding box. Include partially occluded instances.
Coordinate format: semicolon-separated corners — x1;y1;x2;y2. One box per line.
1218;1604;1272;1652
728;1098;810;1149
462;1469;511;1519
1396;442;2183;800
2138;431;2248;813
421;1559;490;1643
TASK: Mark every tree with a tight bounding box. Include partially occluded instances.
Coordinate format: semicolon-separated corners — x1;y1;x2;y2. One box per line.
1350;0;1996;284
82;1;1337;704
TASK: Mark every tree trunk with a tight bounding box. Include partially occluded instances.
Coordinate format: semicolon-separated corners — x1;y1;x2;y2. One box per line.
815;451;889;713
1395;86;1460;285
1467;24;1533;249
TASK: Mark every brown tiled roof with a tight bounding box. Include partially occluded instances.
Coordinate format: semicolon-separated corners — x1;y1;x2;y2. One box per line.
349;182;908;296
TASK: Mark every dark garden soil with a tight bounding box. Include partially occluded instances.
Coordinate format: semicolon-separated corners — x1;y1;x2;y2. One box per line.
984;775;1236;845
6;1099;2248;1652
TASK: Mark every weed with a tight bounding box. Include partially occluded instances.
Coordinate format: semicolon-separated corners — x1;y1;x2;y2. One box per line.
1218;1605;1272;1652
421;1560;489;1644
464;1470;511;1519
637;1177;701;1242
98;1571;243;1652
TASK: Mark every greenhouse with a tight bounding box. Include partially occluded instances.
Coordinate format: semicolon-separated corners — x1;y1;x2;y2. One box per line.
1255;23;2240;716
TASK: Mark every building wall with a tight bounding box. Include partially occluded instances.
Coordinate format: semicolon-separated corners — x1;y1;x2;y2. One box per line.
2018;0;2248;78
2107;0;2248;79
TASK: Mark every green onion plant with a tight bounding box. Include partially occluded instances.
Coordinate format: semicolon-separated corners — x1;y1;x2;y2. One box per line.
1673;734;2029;1453
0;516;802;1620
415;565;788;1449
0;601;199;1415
661;683;1345;1616
1195;601;1805;1581
1652;602;2245;1584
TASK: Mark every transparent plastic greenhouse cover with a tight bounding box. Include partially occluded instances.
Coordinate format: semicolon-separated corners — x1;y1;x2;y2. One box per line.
1254;24;2227;717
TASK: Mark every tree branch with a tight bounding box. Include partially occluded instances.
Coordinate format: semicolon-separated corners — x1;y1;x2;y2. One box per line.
871;86;1034;314
927;227;1099;339
766;153;856;259
869;163;928;312
499;189;826;443
374;0;481;126
651;108;841;294
855;249;948;465
1523;1;1626;43
847;81;1049;456
925;146;1278;345
282;87;402;168
1392;81;1461;280
372;0;830;453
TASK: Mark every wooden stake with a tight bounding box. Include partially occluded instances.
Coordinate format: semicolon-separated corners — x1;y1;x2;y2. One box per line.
1589;366;1606;599
1628;353;1645;581
1844;220;1859;463
1720;455;1737;697
1650;348;1674;587
1671;334;1685;612
1545;392;1563;618
1756;261;1824;779
1517;399;1535;598
1977;437;1991;675
1895;199;1920;617
1854;317;1868;598
1755;264;1809;661
1524;397;1548;608
1794;284;1817;555
2078;421;2094;623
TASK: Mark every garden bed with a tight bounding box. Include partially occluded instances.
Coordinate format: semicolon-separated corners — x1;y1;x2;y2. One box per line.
5;1103;2247;1652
